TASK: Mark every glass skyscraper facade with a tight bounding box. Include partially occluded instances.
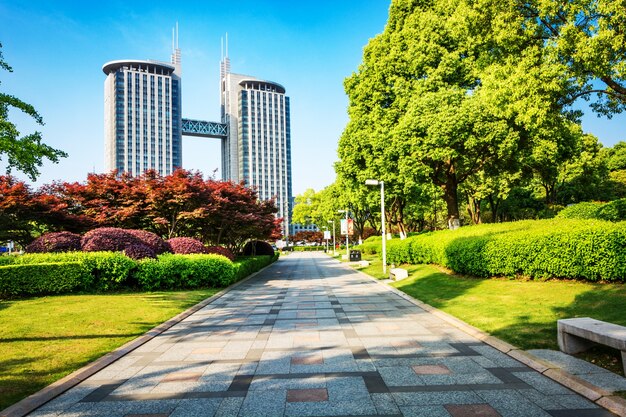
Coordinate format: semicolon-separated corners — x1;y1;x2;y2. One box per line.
221;63;293;236
103;59;182;176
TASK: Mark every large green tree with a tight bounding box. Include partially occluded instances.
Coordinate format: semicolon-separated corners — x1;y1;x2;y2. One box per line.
338;0;624;227
518;0;626;115
0;43;66;180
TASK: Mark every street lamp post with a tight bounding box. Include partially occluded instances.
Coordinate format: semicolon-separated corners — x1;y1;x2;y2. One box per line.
365;179;386;275
324;227;329;253
327;220;336;256
338;209;349;259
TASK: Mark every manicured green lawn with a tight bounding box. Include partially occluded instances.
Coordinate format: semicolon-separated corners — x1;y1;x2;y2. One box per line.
0;289;219;411
345;253;626;375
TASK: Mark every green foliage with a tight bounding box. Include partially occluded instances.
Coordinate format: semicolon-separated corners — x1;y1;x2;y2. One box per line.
0;251;137;291
556;202;604;220
556;199;626;222
232;255;277;282
0;249;278;298
133;254;234;291
0;43;67;180
381;219;626;281
358;240;380;255
0;262;86;297
291;246;325;252
597;199;626;222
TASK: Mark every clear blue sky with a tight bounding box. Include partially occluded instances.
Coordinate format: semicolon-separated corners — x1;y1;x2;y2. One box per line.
1;1;625;195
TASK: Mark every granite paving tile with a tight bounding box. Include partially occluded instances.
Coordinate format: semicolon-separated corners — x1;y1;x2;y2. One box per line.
20;253;620;417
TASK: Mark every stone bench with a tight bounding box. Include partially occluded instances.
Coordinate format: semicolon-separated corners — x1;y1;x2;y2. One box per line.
558;317;626;374
389;268;408;281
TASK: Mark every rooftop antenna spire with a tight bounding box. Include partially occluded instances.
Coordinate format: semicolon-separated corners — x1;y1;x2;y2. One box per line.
220;32;230;78
171;22;181;67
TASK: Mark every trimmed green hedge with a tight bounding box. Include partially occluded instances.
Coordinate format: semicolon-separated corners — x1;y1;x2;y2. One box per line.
233;254;278;281
557;199;626;222
0;252;136;291
291;246;325;252
0;251;279;297
0;262;86;296
380;219;626;282
134;254;235;290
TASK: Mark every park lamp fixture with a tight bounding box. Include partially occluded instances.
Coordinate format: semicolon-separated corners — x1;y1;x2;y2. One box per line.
365;179;386;275
338;210;349;258
327;220;336;255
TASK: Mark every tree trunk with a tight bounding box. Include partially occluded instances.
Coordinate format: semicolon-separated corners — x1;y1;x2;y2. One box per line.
487;195;500;222
466;196;482;224
442;173;460;229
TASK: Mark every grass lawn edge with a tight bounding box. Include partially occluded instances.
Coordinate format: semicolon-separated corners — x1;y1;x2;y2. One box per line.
333;254;626;416
0;259;278;417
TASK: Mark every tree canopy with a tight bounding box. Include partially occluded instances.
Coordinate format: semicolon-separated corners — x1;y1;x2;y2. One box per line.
335;0;626;229
0;43;66;180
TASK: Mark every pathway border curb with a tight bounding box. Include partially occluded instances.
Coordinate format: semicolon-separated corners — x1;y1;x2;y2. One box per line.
341;258;626;417
0;258;280;417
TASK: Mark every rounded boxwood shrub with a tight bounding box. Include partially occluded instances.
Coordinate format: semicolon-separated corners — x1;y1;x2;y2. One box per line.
124;243;157;260
206;245;235;261
167;237;208;254
81;227;144;252
242;240;274;256
26;231;81;253
126;229;170;254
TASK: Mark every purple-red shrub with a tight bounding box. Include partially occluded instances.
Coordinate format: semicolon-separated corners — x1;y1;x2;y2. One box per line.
167;237;208;254
126;229;170;254
26;231;82;253
124;243;157;260
81;227;143;252
206;246;235;261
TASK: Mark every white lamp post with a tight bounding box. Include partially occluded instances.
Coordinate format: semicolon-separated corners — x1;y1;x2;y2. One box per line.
365;179;386;275
338;209;349;259
327;220;336;256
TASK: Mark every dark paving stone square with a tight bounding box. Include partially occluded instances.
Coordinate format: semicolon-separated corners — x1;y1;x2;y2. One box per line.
79;381;126;402
486;368;525;384
228;375;253;392
445;404;502;416
286;388;328;402
363;374;390;393
450;343;481;357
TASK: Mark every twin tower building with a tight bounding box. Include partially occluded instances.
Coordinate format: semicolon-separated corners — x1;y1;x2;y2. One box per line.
102;32;293;235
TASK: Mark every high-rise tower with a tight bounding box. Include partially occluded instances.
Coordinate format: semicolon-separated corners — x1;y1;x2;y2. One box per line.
102;26;182;176
220;46;293;236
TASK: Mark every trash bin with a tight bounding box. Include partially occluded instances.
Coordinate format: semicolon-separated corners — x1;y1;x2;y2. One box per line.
349;250;361;262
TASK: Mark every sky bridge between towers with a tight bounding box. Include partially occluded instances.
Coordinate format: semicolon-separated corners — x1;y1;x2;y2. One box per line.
181;118;228;139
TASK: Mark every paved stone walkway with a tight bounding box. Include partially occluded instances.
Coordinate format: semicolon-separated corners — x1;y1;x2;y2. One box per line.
28;252;617;417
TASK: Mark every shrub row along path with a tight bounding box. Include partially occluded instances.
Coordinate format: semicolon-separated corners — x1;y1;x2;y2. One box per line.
24;252;616;417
